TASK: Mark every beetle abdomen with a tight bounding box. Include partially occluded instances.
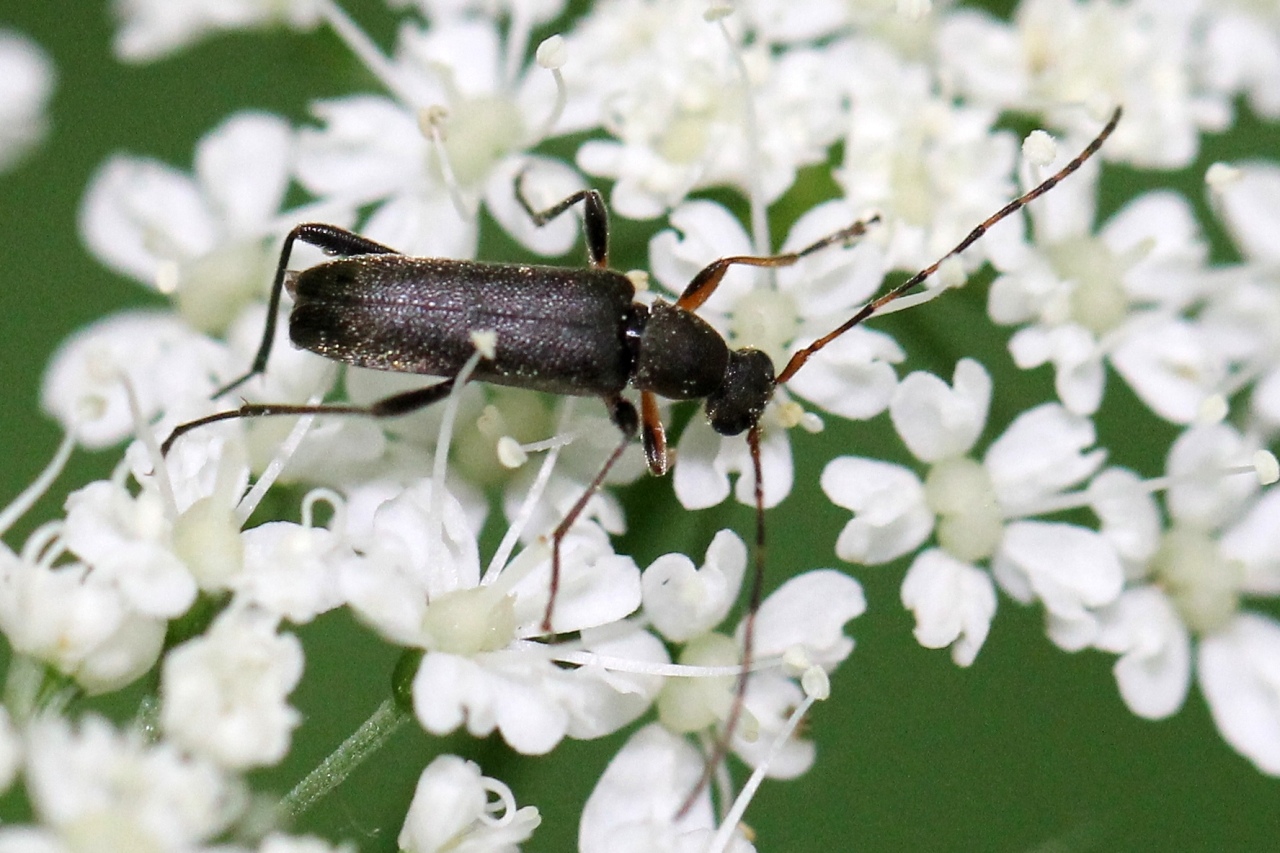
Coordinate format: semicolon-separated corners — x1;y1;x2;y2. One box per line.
290;256;639;396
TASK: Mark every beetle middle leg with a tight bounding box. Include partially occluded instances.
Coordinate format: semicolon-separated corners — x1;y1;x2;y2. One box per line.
514;169;610;269
218;223;401;398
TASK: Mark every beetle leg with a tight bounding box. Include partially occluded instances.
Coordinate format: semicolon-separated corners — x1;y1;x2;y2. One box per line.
674;216;878;313
162;378;457;456
640;390;669;476
542;394;639;633
514;169;610;269
217;224;403;398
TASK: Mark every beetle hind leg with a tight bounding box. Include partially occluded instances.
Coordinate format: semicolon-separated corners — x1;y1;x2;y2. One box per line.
216;224;403;399
541;394;638;633
163;378;458;456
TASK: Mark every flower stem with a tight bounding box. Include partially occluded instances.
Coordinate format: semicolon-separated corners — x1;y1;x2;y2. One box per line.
279;698;410;820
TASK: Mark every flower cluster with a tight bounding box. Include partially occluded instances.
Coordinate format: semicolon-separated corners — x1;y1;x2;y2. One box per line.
2;0;1279;849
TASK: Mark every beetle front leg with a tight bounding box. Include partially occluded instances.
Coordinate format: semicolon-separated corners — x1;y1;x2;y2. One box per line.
514;169;610;269
640;390;669;476
674;216;878;313
217;224;403;398
542;394;638;633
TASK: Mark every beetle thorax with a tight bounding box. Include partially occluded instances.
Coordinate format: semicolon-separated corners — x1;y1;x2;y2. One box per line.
631;301;776;436
632;301;729;401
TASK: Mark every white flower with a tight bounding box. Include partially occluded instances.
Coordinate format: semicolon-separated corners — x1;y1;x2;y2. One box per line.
41;312;230;449
80;112;313;336
0;707;19;794
1201;163;1280;432
6;715;243;852
568;4;846;217
111;0;321;62
0;30;55;172
395;0;568;28
257;834;356;853
1094;586;1191;719
579;724;756;853
160;607;304;769
833;37;1019;271
399;755;540;853
234;521;346;623
939;0;1229;168
1198;4;1280;121
296;16;573;258
986;147;1215;419
1087;422;1280;774
0;550;166;696
1207;162;1280;267
1199;612;1280;775
824;358;1122;662
61;480;196;619
335;478;662;754
822;457;934;565
900;549;997;667
642;530;746;643
643;531;864;775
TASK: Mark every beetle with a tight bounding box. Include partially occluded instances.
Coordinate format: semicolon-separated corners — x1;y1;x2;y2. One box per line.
164;107;1121;801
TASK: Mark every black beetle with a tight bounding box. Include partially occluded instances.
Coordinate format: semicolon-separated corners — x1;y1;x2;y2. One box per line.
163;107;1121;801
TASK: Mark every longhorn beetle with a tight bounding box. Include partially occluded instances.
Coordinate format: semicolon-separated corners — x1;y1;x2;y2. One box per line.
164;107;1121;801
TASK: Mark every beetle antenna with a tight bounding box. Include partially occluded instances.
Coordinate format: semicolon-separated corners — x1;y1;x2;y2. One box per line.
775;106;1123;385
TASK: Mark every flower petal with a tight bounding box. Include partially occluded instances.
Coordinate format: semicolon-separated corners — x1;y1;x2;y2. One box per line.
821;457;932;565
1198;613;1280;775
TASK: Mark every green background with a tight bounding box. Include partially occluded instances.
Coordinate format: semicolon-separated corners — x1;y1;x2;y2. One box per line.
1;1;1278;850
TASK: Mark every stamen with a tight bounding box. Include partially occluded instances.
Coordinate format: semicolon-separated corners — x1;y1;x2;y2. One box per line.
872;274;955;317
1023;129;1058;168
419;106;476;221
496;436;529;469
482;399;575;584
1012;452;1280;517
0;431;75;539
315;0;416;104
1254;450;1279;485
715;14;771;264
1205;162;1242;192
20;520;66;569
529;36;568;145
517;433;579;454
301;487;345;530
479;775;519;827
237;394;319;524
155;260;179;295
429;347;486;591
551;649;769;678
1196;394;1229;425
121;374;177;524
705;666;826;853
